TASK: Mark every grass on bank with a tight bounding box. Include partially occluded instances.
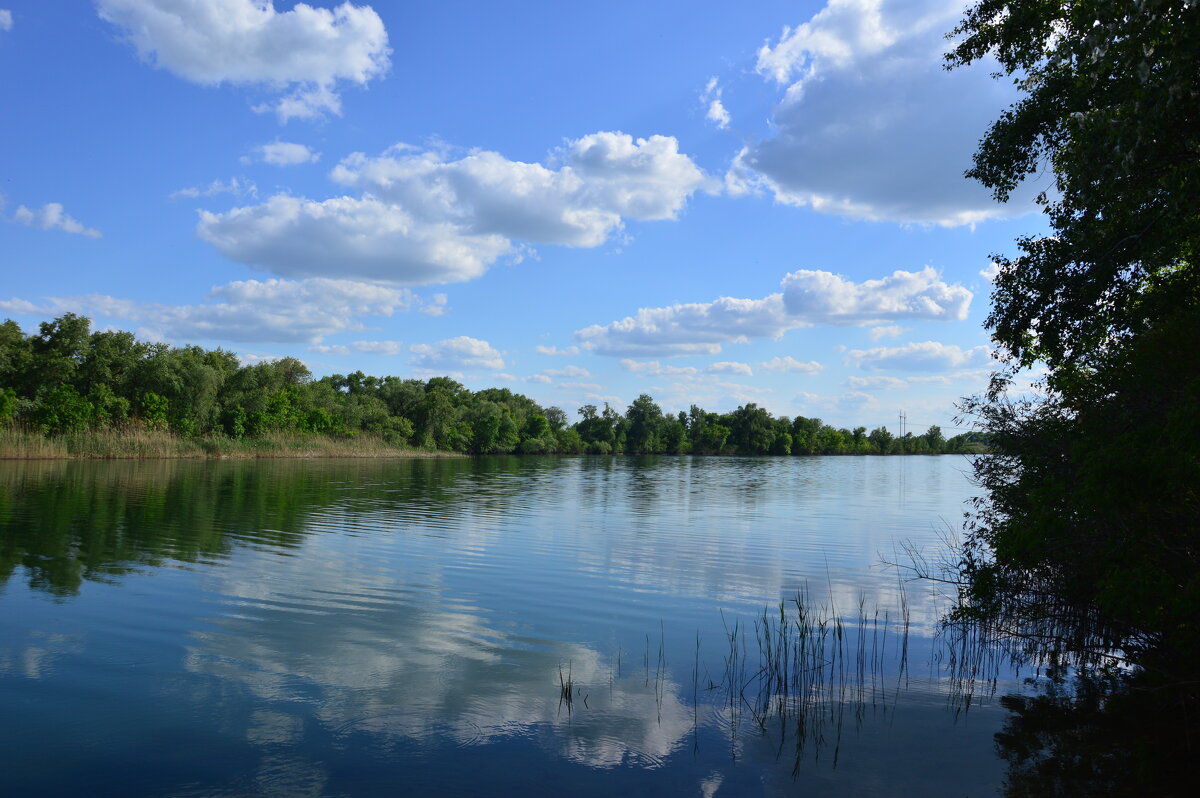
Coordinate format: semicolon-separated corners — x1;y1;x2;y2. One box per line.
0;425;455;460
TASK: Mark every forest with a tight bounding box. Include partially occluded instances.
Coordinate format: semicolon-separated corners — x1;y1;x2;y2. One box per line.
0;313;981;457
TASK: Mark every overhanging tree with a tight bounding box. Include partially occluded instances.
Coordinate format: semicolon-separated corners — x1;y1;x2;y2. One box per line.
947;0;1200;775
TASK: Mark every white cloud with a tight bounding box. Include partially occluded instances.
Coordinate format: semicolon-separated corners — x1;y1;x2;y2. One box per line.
845;375;909;390
11;203;101;238
330;133;707;245
0;10;12;31
736;0;1039;225
197;194;512;285
535;345;580;356
7;278;418;344
419;293;448;316
759;356;823;374
237;353;287;366
199;132;708;285
869;324;905;340
309;344;350;355
577;267;970;357
543;365;591;378
171;177;257;199
781;266;970;324
844;340;992;372
979;261;1000;282
409;336;504;372
620;359;700;376
701;77;730;130
351;340;403;355
524;374;553;384
0;297;45;315
577;295;788;357
255;141;320;166
707;361;753;376
96;0;390;122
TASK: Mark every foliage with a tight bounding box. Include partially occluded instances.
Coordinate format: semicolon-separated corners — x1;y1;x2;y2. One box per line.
949;0;1200;378
0;313;973;458
947;0;1200;787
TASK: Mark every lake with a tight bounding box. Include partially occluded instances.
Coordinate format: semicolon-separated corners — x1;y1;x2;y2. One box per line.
0;456;1017;796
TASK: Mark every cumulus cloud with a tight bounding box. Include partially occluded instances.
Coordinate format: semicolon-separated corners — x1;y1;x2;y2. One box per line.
329;133;707;244
350;340;403;355
96;0;390;122
577;295;790;357
253;141;320;166
409;336;504;372
620;359;700;376
844;340;992;372
979;261;1000;282
781;266;970;324
0;10;12;31
845;375;909;390
171;177;257;199
535;345;580;356
310;344;350;355
11;203;101;238
759;356;823;374
5;278;422;344
197;194;511;285
707;361;753;376
419;293;448;316
198;132;708;285
869;324;905;340
543;365;591;378
0;297;49;316
701;77;730;129
524;374;553;385
735;0;1039;225
576;267;969;357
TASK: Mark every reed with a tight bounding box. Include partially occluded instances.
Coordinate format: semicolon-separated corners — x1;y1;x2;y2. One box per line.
0;425;459;460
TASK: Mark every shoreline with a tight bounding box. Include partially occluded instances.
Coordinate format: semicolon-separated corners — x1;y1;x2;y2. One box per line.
0;428;460;461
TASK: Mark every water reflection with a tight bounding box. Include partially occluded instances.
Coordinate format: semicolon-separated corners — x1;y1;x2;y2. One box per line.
0;456;1010;796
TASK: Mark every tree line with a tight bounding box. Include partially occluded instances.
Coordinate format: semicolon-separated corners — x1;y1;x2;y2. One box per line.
0;313;982;456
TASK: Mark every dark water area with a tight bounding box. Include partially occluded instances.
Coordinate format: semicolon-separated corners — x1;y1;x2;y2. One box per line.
0;456;1018;796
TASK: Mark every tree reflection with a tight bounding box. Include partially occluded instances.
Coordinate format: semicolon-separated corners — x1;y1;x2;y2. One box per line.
995;666;1195;797
0;458;486;596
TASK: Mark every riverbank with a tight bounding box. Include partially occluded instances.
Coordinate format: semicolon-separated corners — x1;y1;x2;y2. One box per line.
0;427;457;460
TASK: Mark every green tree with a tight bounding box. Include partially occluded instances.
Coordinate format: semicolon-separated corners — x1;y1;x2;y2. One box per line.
948;1;1200;788
867;426;893;454
625;394;665;454
0;320;33;394
29;313;90;389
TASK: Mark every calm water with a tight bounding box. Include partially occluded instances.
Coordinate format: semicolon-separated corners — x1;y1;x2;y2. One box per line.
0;456;1015;796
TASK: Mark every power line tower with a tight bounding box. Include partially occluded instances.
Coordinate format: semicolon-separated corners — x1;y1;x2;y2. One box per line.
898;410;907;437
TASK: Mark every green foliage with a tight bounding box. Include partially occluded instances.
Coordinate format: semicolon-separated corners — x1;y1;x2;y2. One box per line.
949;0;1200;376
0;313;964;458
139;392;169;430
0;387;17;425
33;384;94;434
947;2;1200;782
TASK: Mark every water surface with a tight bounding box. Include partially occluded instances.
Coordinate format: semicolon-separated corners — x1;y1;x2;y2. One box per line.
0;456;1013;796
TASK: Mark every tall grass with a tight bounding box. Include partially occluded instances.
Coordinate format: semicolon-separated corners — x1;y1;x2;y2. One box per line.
0;425;457;460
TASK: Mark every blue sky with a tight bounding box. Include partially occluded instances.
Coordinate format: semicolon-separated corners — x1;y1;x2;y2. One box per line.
0;0;1049;433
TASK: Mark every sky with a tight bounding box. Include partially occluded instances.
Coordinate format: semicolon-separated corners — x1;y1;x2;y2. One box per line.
0;0;1051;434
